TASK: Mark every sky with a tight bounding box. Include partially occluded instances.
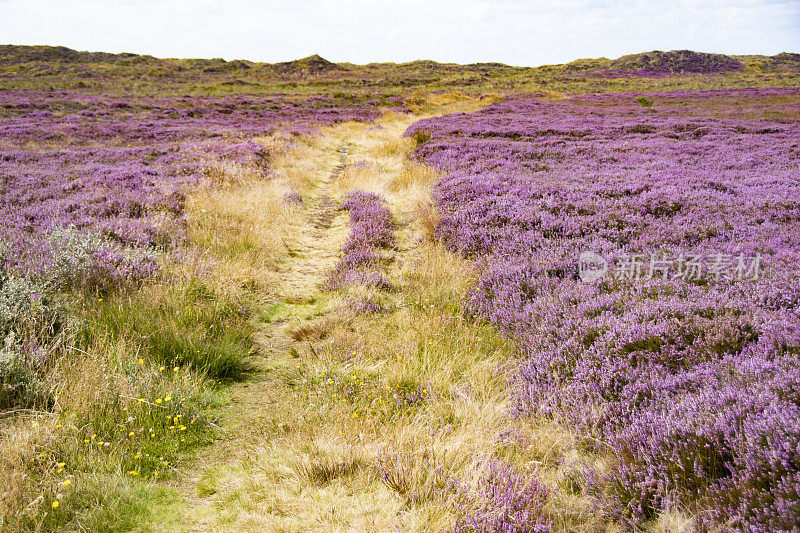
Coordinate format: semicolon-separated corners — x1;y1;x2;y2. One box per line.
1;0;799;66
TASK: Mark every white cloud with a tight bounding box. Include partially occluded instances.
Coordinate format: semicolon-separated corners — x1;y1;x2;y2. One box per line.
0;0;798;65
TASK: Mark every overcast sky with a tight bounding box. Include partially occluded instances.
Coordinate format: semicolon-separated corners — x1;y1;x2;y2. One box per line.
1;0;798;66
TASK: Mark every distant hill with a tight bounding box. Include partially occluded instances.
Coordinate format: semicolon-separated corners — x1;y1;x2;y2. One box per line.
3;44;797;76
610;50;744;74
274;54;342;74
0;44;158;64
766;52;800;70
0;44;797;95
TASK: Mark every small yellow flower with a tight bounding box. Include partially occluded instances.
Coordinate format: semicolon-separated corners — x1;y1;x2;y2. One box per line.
57;462;65;467
52;501;60;509
83;439;90;444
155;398;162;404
128;470;138;476
138;358;144;364
164;396;172;402
128;431;135;436
57;468;64;474
173;367;179;372
55;424;62;429
62;480;71;486
159;366;165;371
134;454;141;459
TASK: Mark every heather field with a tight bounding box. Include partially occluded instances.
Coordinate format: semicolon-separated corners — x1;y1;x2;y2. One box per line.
1;45;800;532
407;87;800;529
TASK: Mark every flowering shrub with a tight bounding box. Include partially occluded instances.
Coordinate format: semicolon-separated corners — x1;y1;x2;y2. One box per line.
344;294;393;315
326;191;395;291
454;462;552;533
407;88;800;528
282;188;304;205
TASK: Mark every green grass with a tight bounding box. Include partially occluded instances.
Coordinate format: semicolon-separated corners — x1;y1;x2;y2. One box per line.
0;272;260;531
60;476;186;532
77;282;257;381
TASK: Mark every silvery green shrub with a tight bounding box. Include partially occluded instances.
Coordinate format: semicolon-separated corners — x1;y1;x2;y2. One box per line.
0;274;61;341
34;226;158;291
0;331;52;410
0;273;62;410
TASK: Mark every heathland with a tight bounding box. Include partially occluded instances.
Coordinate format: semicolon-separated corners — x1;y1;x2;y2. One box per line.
1;45;799;531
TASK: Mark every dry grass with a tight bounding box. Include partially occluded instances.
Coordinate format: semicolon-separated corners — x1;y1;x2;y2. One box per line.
193;237;603;531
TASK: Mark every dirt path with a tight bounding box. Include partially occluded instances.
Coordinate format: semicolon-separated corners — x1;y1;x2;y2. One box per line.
175;133;355;530
167;104;499;531
168;117;426;531
277;142;351;301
